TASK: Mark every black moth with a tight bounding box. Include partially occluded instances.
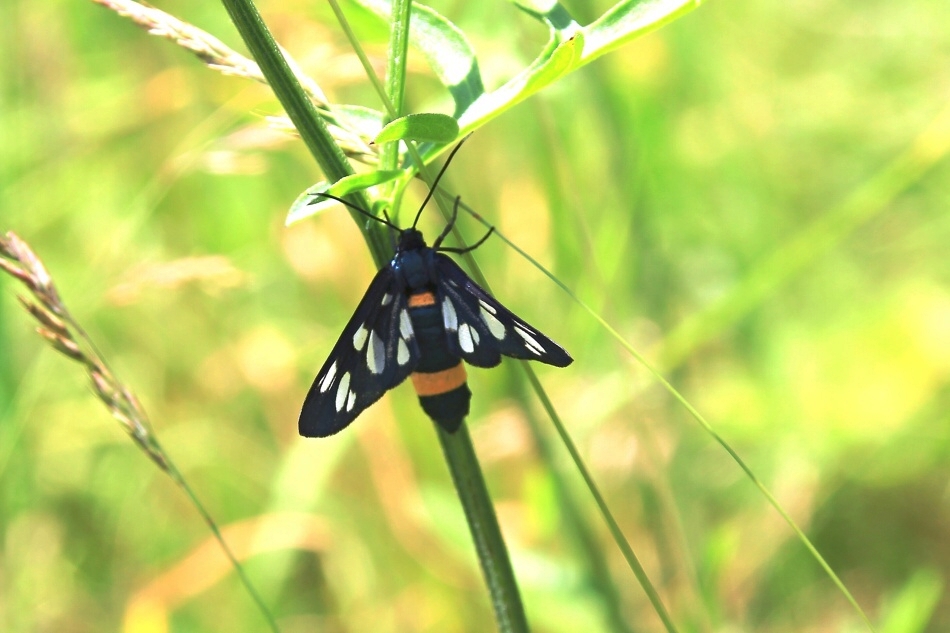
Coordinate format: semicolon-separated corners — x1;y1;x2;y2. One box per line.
299;143;572;437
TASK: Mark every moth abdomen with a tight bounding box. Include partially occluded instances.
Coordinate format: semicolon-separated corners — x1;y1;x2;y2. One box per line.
408;291;471;431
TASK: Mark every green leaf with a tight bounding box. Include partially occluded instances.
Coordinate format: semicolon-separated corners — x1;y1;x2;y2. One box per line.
581;0;701;64
375;113;459;144
333;104;386;139
458;32;584;131
521;31;585;95
326;170;404;196
451;0;701;134
353;0;485;116
285;169;407;225
285;183;330;226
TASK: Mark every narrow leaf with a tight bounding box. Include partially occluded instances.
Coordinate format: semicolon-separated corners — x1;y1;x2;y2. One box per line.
286;183;329;226
375;113;459;144
333;104;386;140
581;0;701;64
452;0;697;134
520;32;584;96
458;32;584;131
285;170;406;225
326;170;404;196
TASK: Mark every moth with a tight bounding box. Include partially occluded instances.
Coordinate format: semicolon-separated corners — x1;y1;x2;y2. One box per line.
299;144;572;437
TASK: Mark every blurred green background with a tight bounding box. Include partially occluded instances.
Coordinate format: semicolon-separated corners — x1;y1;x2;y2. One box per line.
2;0;950;631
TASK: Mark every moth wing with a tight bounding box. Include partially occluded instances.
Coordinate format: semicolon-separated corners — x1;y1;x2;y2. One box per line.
299;267;420;437
435;254;573;369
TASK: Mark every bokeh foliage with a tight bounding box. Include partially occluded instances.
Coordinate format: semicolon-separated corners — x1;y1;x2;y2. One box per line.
2;0;950;632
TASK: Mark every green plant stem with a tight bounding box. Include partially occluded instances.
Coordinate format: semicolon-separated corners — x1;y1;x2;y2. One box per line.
436;423;529;633
219;0;391;267
327;0;455;203
380;0;412;174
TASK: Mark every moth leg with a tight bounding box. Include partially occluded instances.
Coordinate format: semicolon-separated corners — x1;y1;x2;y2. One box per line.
432;195;461;249
437;224;495;255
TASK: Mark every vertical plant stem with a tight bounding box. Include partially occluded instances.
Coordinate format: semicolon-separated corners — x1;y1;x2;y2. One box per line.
326;0;456;212
379;0;412;173
436;423;529;633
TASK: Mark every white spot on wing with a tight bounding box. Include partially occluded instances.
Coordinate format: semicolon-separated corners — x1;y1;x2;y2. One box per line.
480;306;506;340
399;309;413;340
346;390;356;412
515;325;545;356
353;324;368;351
367;331;385;374
443;297;458;331
381;293;393;306
397;338;410;365
478;300;496;315
459;323;475;353
335;372;351;411
319;361;337;393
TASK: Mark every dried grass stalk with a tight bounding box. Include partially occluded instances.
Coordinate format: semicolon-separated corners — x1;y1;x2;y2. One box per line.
0;231;167;469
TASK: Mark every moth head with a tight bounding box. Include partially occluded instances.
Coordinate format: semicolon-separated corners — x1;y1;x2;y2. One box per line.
398;228;427;251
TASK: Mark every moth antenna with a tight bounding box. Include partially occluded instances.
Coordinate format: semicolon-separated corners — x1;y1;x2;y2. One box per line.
382;207;399;249
314;192;401;231
411;135;470;230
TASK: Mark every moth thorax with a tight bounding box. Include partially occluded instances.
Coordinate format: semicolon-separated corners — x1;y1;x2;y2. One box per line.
398;249;432;290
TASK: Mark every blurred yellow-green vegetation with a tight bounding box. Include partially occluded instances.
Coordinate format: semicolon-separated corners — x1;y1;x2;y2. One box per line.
2;0;950;631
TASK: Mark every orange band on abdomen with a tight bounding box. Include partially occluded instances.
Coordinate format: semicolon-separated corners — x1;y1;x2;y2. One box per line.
411;363;467;396
408;291;436;307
